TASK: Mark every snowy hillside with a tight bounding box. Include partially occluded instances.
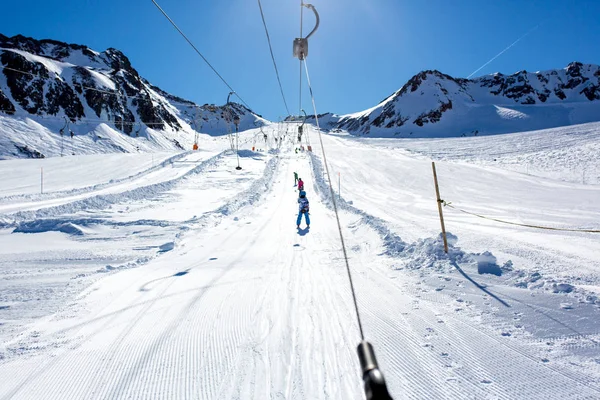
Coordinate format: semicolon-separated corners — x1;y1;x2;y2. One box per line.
0;122;599;399
310;62;600;137
0;34;266;159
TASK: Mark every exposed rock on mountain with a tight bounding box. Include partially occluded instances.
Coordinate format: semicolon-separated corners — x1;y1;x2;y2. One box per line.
0;34;264;158
309;62;600;137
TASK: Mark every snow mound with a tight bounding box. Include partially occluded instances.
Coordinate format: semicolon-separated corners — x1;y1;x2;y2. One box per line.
309;153;501;273
158;242;175;253
13;219;88;236
473;251;503;276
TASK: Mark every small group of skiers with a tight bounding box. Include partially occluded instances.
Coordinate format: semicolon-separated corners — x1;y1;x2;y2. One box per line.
294;171;310;229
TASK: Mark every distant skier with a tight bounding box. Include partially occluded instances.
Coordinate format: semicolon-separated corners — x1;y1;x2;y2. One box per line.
297;178;304;191
294;171;299;185
297;191;310;228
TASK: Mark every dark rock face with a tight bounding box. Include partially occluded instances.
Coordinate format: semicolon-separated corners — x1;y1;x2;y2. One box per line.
71;66;135;133
0;89;15;114
1;50;49;115
0;34;259;139
46;78;85;120
582;84;600;101
13;143;45;158
414;100;452;126
476;62;598;105
338;114;369;133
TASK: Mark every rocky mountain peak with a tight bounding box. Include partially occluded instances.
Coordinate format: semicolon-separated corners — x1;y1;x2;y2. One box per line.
0;34;263;158
311;62;600;138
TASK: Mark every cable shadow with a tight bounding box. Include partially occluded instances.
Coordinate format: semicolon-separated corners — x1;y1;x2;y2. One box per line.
494;290;595;339
56;279;259;338
3;277;260;400
451;261;510;308
106;250;260;397
139;269;191;292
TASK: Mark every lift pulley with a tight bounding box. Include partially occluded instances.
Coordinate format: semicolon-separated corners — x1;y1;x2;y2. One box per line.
292;3;391;398
293;3;320;60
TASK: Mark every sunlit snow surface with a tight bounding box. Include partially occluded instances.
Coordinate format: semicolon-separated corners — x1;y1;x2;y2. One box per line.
0;123;599;399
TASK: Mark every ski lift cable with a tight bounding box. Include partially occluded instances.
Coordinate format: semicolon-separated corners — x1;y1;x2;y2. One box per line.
0;108;231;128
302;58;364;340
294;0;364;341
297;7;393;398
151;0;252;111
0;73;249;130
301;108;311;147
226;92;236;152
299;0;304;116
2;66;123;97
1;65;249;115
257;0;291;116
304;55;394;400
3;65;176;107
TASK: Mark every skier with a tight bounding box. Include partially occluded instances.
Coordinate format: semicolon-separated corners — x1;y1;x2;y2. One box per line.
297;190;310;229
297;178;304;191
294;171;299;185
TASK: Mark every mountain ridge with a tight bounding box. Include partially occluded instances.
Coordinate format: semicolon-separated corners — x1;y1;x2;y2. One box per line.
309;62;600;137
0;34;264;158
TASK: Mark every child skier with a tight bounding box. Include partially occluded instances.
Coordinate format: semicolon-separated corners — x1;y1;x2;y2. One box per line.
297;191;310;228
294;171;298;185
297;178;304;191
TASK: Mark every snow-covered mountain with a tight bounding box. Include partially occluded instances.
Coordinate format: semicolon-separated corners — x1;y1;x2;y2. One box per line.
0;34;265;159
310;62;600;137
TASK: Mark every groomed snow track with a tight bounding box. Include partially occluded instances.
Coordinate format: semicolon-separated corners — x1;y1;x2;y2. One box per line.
1;126;600;399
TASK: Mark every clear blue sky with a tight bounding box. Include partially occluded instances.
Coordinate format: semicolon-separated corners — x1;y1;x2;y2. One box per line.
2;0;600;120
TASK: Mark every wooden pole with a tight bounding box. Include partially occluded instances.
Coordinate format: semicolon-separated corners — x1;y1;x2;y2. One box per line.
431;162;448;253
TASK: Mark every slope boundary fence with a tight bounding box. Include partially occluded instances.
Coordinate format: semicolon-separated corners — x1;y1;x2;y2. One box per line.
442;201;600;233
432;162;600;234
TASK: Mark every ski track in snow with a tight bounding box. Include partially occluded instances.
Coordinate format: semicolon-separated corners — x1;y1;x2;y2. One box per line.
0;124;599;399
0;150;224;220
306;138;600;398
0;151;188;202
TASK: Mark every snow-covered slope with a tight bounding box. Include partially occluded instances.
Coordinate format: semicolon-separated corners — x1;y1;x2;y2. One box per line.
0;34;266;159
0;123;599;398
312;62;600;137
